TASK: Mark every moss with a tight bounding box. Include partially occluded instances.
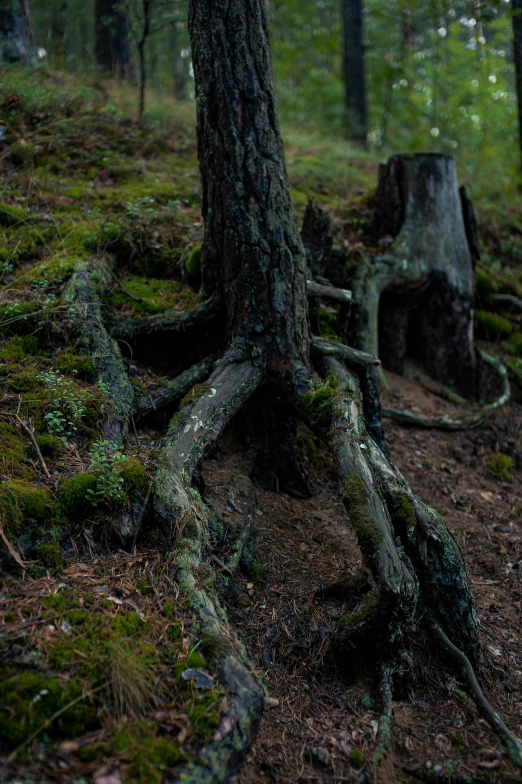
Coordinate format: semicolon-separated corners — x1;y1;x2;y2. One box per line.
504;331;522;356
475;310;513;340
117;458;149;492
302;385;336;427
0;301;40;338
488;453;515;483
185;243;202;279
475;266;500;298
0;203;30;227
391;497;416;538
43;592;67;612
349;749;365;769
0;480;51;535
187;690;221;743
177;383;210;411
167;623;183;643
163;600;174;619
186;651;206;669
0;668;98;750
3;611;16;624
104;276;197;316
6;368;40;392
0;421;26;466
20;334;41;355
342;475;383;553
35;434;63;458
36;543;63;572
58;473;97;517
55;351;94;379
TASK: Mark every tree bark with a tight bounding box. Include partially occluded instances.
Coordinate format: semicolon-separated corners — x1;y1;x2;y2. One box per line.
0;0;33;62
189;0;309;379
95;0;133;79
513;0;522;177
354;153;477;399
342;0;367;144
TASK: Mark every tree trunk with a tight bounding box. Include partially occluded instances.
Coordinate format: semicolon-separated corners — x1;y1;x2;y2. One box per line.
342;0;367;144
137;0;150;120
189;0;309;377
95;0;133;79
48;0;67;68
513;0;522;177
353;153;477;399
0;0;33;62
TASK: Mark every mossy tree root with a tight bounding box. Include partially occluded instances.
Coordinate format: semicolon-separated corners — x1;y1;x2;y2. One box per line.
108;293;221;340
154;354;265;782
358;660;393;781
63;259;134;445
382;351;510;432
135;355;216;422
303;355;419;652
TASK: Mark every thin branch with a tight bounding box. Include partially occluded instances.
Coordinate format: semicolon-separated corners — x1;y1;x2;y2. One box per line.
0;412;51;479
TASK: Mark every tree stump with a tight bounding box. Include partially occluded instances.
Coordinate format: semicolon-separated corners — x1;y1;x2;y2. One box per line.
353;154;478;399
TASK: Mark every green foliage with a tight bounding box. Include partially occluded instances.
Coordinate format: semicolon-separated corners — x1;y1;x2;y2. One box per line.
475;310;513;340
488;452;515;483
349;748;365;769
84;440;129;508
38;370;88;443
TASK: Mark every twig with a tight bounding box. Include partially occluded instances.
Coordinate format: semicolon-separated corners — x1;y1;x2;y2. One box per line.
107;266;147;303
0;524;26;569
307;280;353;303
0;411;51;479
312;337;381;367
427;612;522;770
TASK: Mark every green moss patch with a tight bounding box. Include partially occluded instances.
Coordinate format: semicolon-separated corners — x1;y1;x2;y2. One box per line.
488;452;515;483
104;276;198;316
58;473;97;517
342;474;383;553
0;480;51;536
475;310;513;340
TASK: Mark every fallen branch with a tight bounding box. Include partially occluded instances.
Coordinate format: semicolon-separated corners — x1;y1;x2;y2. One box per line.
0;524;26;569
486;293;522;313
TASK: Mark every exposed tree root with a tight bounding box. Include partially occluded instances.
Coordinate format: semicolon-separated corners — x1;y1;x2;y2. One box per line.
427;612;522;771
108;294;221;340
311;355;418;651
311;336;381;368
64;259;134;445
153;354;266;781
135;355;216;421
382;351;510;431
307;280;353;303
485;292;522;313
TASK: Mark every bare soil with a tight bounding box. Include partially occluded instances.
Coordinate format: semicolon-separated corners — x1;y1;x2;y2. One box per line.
200;364;522;784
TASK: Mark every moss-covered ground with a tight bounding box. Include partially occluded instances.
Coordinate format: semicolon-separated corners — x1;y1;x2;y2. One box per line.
1;63;522;782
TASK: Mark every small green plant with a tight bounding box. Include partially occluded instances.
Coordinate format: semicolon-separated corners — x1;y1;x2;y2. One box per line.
85;440;129;507
488;452;515;483
38;370;87;443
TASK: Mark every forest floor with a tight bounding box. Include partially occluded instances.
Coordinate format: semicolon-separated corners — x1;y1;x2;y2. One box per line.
0;67;521;784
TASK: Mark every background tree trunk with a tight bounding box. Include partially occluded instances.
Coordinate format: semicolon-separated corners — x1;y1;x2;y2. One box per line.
513;0;522;177
342;0;367;144
0;0;33;62
95;0;132;79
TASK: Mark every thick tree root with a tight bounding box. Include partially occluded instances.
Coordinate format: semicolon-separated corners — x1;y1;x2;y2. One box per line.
135;355;216;421
311;336;381;368
108;294;221;339
427;613;522;771
312;356;418;651
307;280;353;303
63;259;134;444
382;351;510;431
153;354;265;782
